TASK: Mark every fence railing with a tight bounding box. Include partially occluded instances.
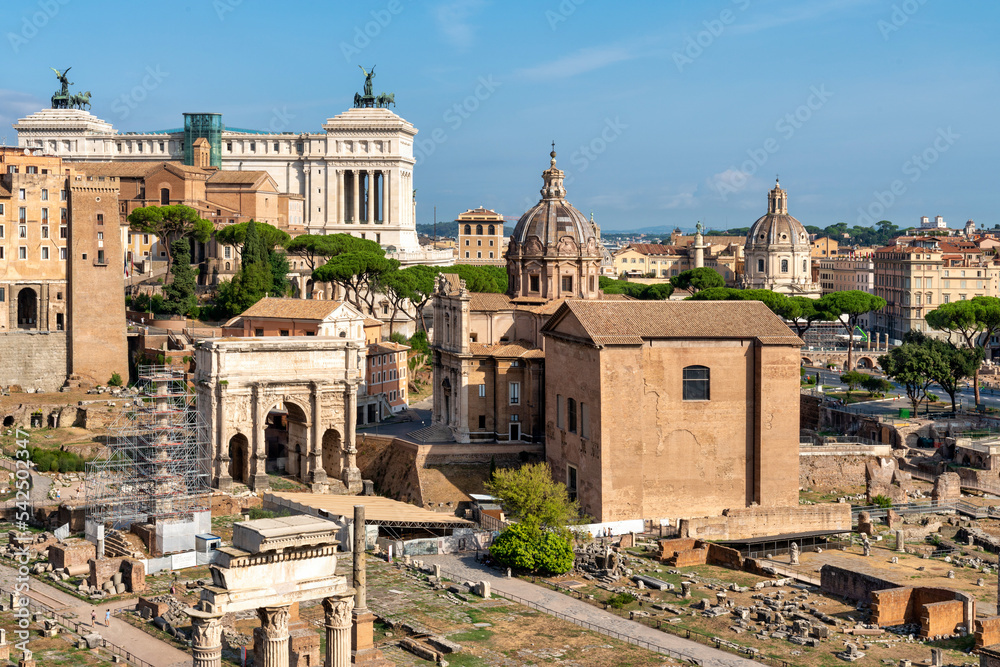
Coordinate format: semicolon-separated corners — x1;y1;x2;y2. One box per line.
0;586;155;667
433;564;777;666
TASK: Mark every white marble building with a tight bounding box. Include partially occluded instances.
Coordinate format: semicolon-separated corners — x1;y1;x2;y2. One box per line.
13;106;452;266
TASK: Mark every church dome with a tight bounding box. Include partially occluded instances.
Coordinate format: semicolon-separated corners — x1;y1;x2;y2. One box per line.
509;148;599;256
745;179;810;250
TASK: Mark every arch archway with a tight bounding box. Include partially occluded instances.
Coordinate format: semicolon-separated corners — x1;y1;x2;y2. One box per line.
857;357;875;369
17;288;37;329
322;428;343;480
228;433;250;484
801;357;813;366
263;401;309;476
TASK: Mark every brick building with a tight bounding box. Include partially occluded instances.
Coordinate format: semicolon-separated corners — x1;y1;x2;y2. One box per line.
222;297;365;339
541;299;803;522
365;341;409;413
0;147;127;390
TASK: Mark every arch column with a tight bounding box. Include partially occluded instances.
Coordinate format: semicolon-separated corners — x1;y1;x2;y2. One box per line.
254;605;291;667
383;170;391;225
310;381;327;486
250;384;269;492
323;594;354;667
343;383;360;488
188;608;224;667
214;383;232;490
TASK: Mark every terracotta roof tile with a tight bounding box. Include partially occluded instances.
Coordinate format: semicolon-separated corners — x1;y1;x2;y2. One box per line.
618;243;686;256
208;170;269;185
240;297;345;320
469;340;544;358
470;292;513;311
363;318;383;327
371;342;410;353
544;300;802;347
73;162;160;178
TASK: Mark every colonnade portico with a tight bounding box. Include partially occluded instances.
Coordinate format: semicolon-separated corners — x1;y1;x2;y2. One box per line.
339;168;390;225
188;515;355;667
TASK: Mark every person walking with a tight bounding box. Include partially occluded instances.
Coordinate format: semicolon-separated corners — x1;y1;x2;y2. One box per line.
91;609;96;627
105;609;111;626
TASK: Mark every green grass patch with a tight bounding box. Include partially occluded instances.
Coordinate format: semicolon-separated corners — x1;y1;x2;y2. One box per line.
448;626;494;642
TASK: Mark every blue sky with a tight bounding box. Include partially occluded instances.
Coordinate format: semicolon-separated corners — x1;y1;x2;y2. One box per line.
2;0;997;232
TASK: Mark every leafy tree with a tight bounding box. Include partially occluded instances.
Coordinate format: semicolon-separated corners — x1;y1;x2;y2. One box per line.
161;239;198;316
485;462;582;532
598;277;673;300
107;372;124;388
671;267;724;293
488;517;575;576
840;370;867;398
450;264;507;293
402;265;443;331
819;291;887;372
285;234;339;272
312;237;400;313
861;375;893;397
127;205;213;281
919;334;982;413
780;296;833;339
409;330;429;354
215;220;290;261
268;249;291;297
377;270;417;336
925;296;1000;407
879;332;945;414
241;220;270;271
214;263;273;318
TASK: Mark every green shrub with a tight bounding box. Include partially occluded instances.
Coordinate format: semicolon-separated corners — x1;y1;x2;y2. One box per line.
409;330;429;354
872;494;892;509
108;372;124;387
489;519;574;575
607;592;636;609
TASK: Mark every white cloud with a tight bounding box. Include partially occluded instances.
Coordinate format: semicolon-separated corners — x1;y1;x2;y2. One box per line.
515;45;640;81
433;0;489;50
731;0;872;35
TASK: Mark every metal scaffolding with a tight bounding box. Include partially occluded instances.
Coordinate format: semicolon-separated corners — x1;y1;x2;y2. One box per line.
85;365;210;530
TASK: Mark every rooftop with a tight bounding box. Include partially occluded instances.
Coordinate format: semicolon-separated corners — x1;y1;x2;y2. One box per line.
239;297;345;321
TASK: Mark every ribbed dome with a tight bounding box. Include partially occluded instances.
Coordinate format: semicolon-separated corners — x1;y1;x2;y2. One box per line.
509;149;599;254
745;180;809;251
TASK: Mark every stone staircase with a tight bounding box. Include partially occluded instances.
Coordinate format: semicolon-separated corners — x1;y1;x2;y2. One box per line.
407;423;455;443
104;530;137;558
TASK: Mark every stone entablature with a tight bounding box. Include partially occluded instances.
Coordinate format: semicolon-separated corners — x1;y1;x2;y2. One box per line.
195;336;365;494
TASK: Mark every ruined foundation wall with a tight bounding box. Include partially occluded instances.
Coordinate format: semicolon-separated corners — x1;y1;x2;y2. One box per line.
975;617;1000;650
820;565;898;603
683;504;851;541
921;599;965;638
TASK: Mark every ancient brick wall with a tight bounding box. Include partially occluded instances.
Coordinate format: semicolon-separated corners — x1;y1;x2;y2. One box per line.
706;543;744;570
982;647;1000;667
820;565;898;603
870;587;917;626
800;454;872;492
356;435;424;505
976;618;1000;651
121;559;145;593
0;332;68;392
921;599;965;638
88;556;125;588
658;538;698;562
800;394;820;430
48;540;95;573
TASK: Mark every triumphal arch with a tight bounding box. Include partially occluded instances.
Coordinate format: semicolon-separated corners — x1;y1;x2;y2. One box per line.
195;336;366;494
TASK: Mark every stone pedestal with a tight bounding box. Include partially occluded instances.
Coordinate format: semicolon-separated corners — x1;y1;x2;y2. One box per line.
351;608;390;665
324;595;354;667
188;608;225;667
254;606;291;667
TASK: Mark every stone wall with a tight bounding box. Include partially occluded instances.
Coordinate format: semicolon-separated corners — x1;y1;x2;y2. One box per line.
88;556;124;588
48;540;95;575
800;394;820;430
981;646;1000;667
800;453;874;492
0;331;68;392
820;565;898;603
975;617;1000;650
922;599;966;638
682;504;851;541
657;538;743;569
357;435;424;505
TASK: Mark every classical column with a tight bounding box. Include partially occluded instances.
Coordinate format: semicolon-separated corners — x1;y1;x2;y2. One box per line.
214;382;232;490
323;595;354;667
254;606;291;667
311;381;327;485
304;166;312;223
188;608;224;667
343;383;361;488
365;171;374;224
337;170;345;224
351;504;387;665
351;171;360;223
250;384;269;492
382;170;390;226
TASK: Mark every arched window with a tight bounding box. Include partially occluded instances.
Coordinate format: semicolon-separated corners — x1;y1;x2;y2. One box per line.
682;365;710;401
781;259;789;273
225;262;230;271
802;259;807;272
476;224;483;235
488;224;495;235
464;224;472;235
160;188;170;205
757;258;764;272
